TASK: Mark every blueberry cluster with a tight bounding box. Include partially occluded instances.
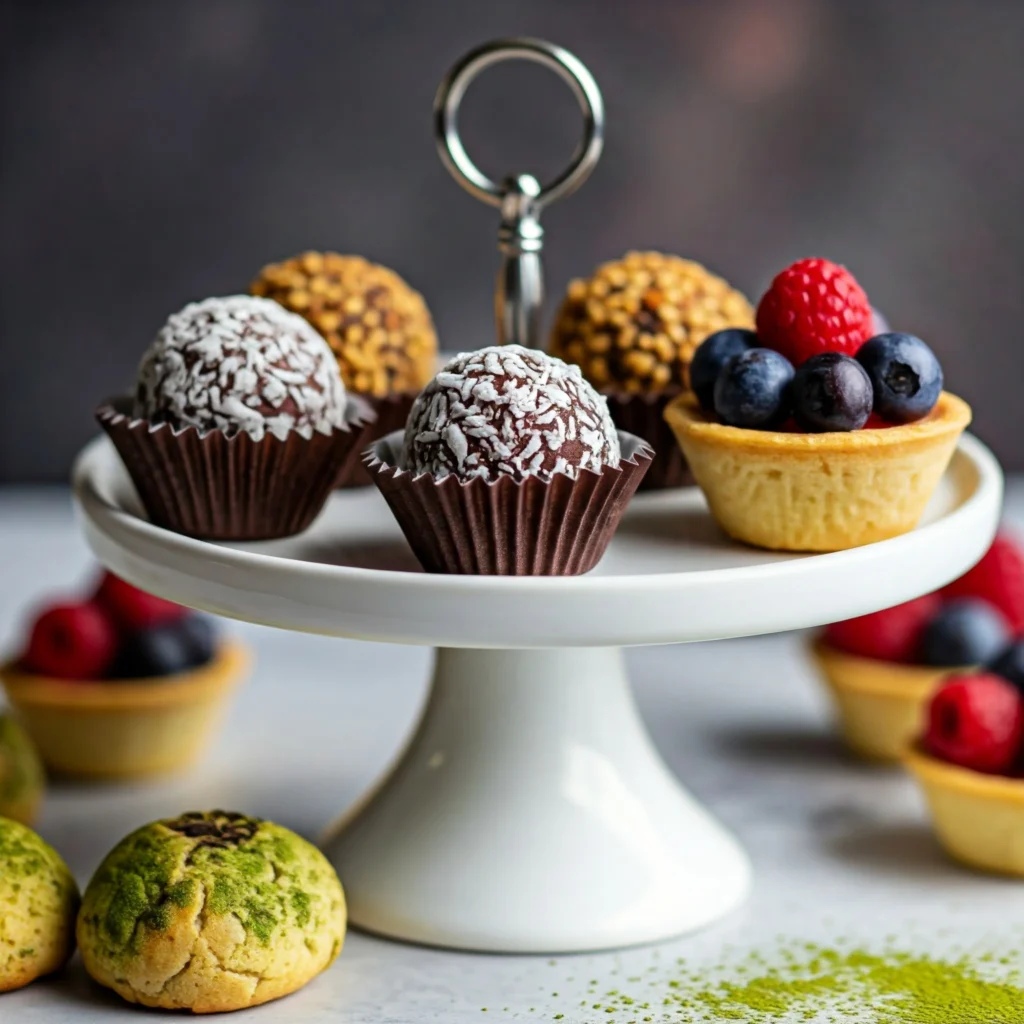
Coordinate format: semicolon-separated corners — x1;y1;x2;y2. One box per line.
112;614;218;678
690;329;944;432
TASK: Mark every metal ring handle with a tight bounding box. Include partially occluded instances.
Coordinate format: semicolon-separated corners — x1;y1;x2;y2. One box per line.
433;37;605;210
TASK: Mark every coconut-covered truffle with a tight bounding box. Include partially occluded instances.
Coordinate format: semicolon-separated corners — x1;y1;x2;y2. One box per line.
0;817;79;992
77;810;346;1013
133;295;348;442
251;252;437;398
550;251;755;395
0;713;44;826
404;345;620;483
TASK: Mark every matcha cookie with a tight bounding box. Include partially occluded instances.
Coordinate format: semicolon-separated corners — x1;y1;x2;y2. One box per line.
77;810;346;1013
0;713;45;826
0;816;79;992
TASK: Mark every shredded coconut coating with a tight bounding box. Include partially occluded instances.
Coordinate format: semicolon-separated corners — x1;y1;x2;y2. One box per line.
133;295;348;441
404;345;621;482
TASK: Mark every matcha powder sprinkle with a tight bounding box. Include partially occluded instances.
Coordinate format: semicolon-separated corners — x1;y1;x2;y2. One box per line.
547;943;1024;1023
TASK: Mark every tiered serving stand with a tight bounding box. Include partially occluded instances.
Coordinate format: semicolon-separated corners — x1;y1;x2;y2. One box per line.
72;432;1002;953
72;37;1004;954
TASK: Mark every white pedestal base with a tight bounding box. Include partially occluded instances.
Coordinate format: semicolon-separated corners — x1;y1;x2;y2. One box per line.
323;647;751;953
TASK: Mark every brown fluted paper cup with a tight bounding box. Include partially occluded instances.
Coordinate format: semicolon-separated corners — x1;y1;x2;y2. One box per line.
605;388;692;491
366;430;653;575
336;390;417;489
97;397;374;541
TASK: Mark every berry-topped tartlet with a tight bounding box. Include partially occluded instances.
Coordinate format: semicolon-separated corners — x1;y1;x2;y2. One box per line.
664;258;972;551
906;647;1024;876
813;531;1024;761
366;344;653;574
0;571;250;778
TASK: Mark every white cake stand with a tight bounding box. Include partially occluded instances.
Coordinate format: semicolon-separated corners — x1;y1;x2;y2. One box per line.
72;434;1002;953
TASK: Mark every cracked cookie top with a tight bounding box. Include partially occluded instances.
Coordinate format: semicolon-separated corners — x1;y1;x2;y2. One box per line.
76;809;346;980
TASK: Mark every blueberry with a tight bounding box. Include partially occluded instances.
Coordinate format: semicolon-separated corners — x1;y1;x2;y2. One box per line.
175;614;218;668
791;352;873;432
713;348;794;429
857;332;943;423
988;640;1024;693
690;328;757;412
114;625;195;679
919;599;1011;667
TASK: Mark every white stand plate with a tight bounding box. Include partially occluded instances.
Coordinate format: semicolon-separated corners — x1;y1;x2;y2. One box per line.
73;435;1002;953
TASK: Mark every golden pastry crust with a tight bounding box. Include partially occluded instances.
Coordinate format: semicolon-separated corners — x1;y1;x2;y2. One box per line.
550;251;754;394
77;811;346;1013
665;392;972;552
811;639;955;762
0;817;79;992
906;746;1024;876
251;251;437;398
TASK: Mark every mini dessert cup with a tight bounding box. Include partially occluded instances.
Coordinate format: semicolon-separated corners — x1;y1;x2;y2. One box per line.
905;745;1024;876
0;642;249;779
97;398;374;541
664;391;971;552
810;639;953;762
367;430;653;575
336;390;417;488
604;389;692;491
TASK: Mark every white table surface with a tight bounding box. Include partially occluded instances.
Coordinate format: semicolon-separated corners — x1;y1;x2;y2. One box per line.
2;481;1023;1023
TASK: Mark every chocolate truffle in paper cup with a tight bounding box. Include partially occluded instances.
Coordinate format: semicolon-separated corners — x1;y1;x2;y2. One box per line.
550;251;755;489
368;345;652;574
250;251;437;398
99;295;373;541
251;252;437;487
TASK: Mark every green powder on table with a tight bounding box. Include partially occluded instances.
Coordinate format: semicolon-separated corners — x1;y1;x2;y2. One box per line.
552;942;1024;1023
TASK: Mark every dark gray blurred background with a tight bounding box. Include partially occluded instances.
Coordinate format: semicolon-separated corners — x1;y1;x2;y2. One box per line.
2;0;1022;481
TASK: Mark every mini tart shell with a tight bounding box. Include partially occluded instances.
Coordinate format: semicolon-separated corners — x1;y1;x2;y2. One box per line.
663;392;971;552
905;745;1024;877
0;642;249;779
366;430;653;575
810;639;958;762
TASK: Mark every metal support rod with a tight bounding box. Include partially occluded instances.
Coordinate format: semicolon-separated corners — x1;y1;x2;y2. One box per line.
433;38;605;349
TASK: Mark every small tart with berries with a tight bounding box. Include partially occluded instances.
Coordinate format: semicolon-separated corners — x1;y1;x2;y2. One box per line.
812;544;1020;761
665;258;972;552
812;641;953;763
0;573;250;779
905;661;1024;876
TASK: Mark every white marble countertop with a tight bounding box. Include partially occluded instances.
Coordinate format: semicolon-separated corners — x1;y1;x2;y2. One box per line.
3;481;1023;1023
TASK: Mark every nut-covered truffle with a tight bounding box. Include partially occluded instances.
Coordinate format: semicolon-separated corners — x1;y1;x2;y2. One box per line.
550;251;755;395
404;345;620;483
77;810;346;1013
0;713;44;826
251;252;437;398
133;295;348;442
0;817;79;992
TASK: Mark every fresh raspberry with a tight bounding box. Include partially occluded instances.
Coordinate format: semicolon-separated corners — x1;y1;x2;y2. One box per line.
756;258;873;366
94;572;188;631
942;532;1024;635
823;593;940;663
21;601;119;680
924;673;1024;773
